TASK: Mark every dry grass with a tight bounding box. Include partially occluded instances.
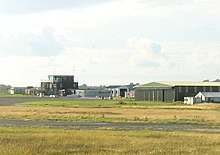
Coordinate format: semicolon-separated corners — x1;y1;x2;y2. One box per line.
0;103;219;124
0;126;219;155
0;101;219;154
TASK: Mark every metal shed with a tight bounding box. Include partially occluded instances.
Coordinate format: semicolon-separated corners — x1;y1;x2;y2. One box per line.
195;92;220;103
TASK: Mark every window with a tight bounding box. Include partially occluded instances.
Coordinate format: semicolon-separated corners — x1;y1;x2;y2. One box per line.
185;86;188;93
194;87;197;92
178;87;182;93
49;76;54;81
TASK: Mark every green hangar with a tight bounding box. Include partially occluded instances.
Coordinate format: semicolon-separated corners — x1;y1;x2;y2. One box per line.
135;81;220;102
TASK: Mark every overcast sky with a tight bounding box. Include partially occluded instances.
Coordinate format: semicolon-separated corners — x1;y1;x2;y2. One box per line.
1;0;220;86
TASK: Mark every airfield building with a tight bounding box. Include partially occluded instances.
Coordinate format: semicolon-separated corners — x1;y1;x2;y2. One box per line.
41;75;78;96
135;81;220;102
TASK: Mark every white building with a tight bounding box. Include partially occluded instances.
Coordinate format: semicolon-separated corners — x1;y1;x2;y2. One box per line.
184;97;201;105
111;87;129;98
25;87;40;95
8;87;26;94
106;85;130;98
195;92;220;103
76;89;112;98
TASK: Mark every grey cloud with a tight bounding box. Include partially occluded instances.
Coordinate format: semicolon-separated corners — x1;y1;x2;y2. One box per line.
28;28;64;56
128;38;166;68
0;28;64;57
149;43;161;55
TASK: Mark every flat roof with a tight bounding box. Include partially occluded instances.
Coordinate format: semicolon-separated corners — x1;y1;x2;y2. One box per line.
198;92;220;97
48;75;74;76
136;81;220;89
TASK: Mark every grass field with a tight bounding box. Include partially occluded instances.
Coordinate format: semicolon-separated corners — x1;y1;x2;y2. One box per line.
0;99;219;154
0;99;216;125
0;126;219;155
19;99;177;107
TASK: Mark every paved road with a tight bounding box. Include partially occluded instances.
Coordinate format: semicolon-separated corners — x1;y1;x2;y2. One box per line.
0;97;78;106
0;119;219;133
0;97;43;106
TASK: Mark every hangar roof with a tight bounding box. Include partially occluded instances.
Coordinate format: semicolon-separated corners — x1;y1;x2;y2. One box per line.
136;81;220;89
196;92;220;98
